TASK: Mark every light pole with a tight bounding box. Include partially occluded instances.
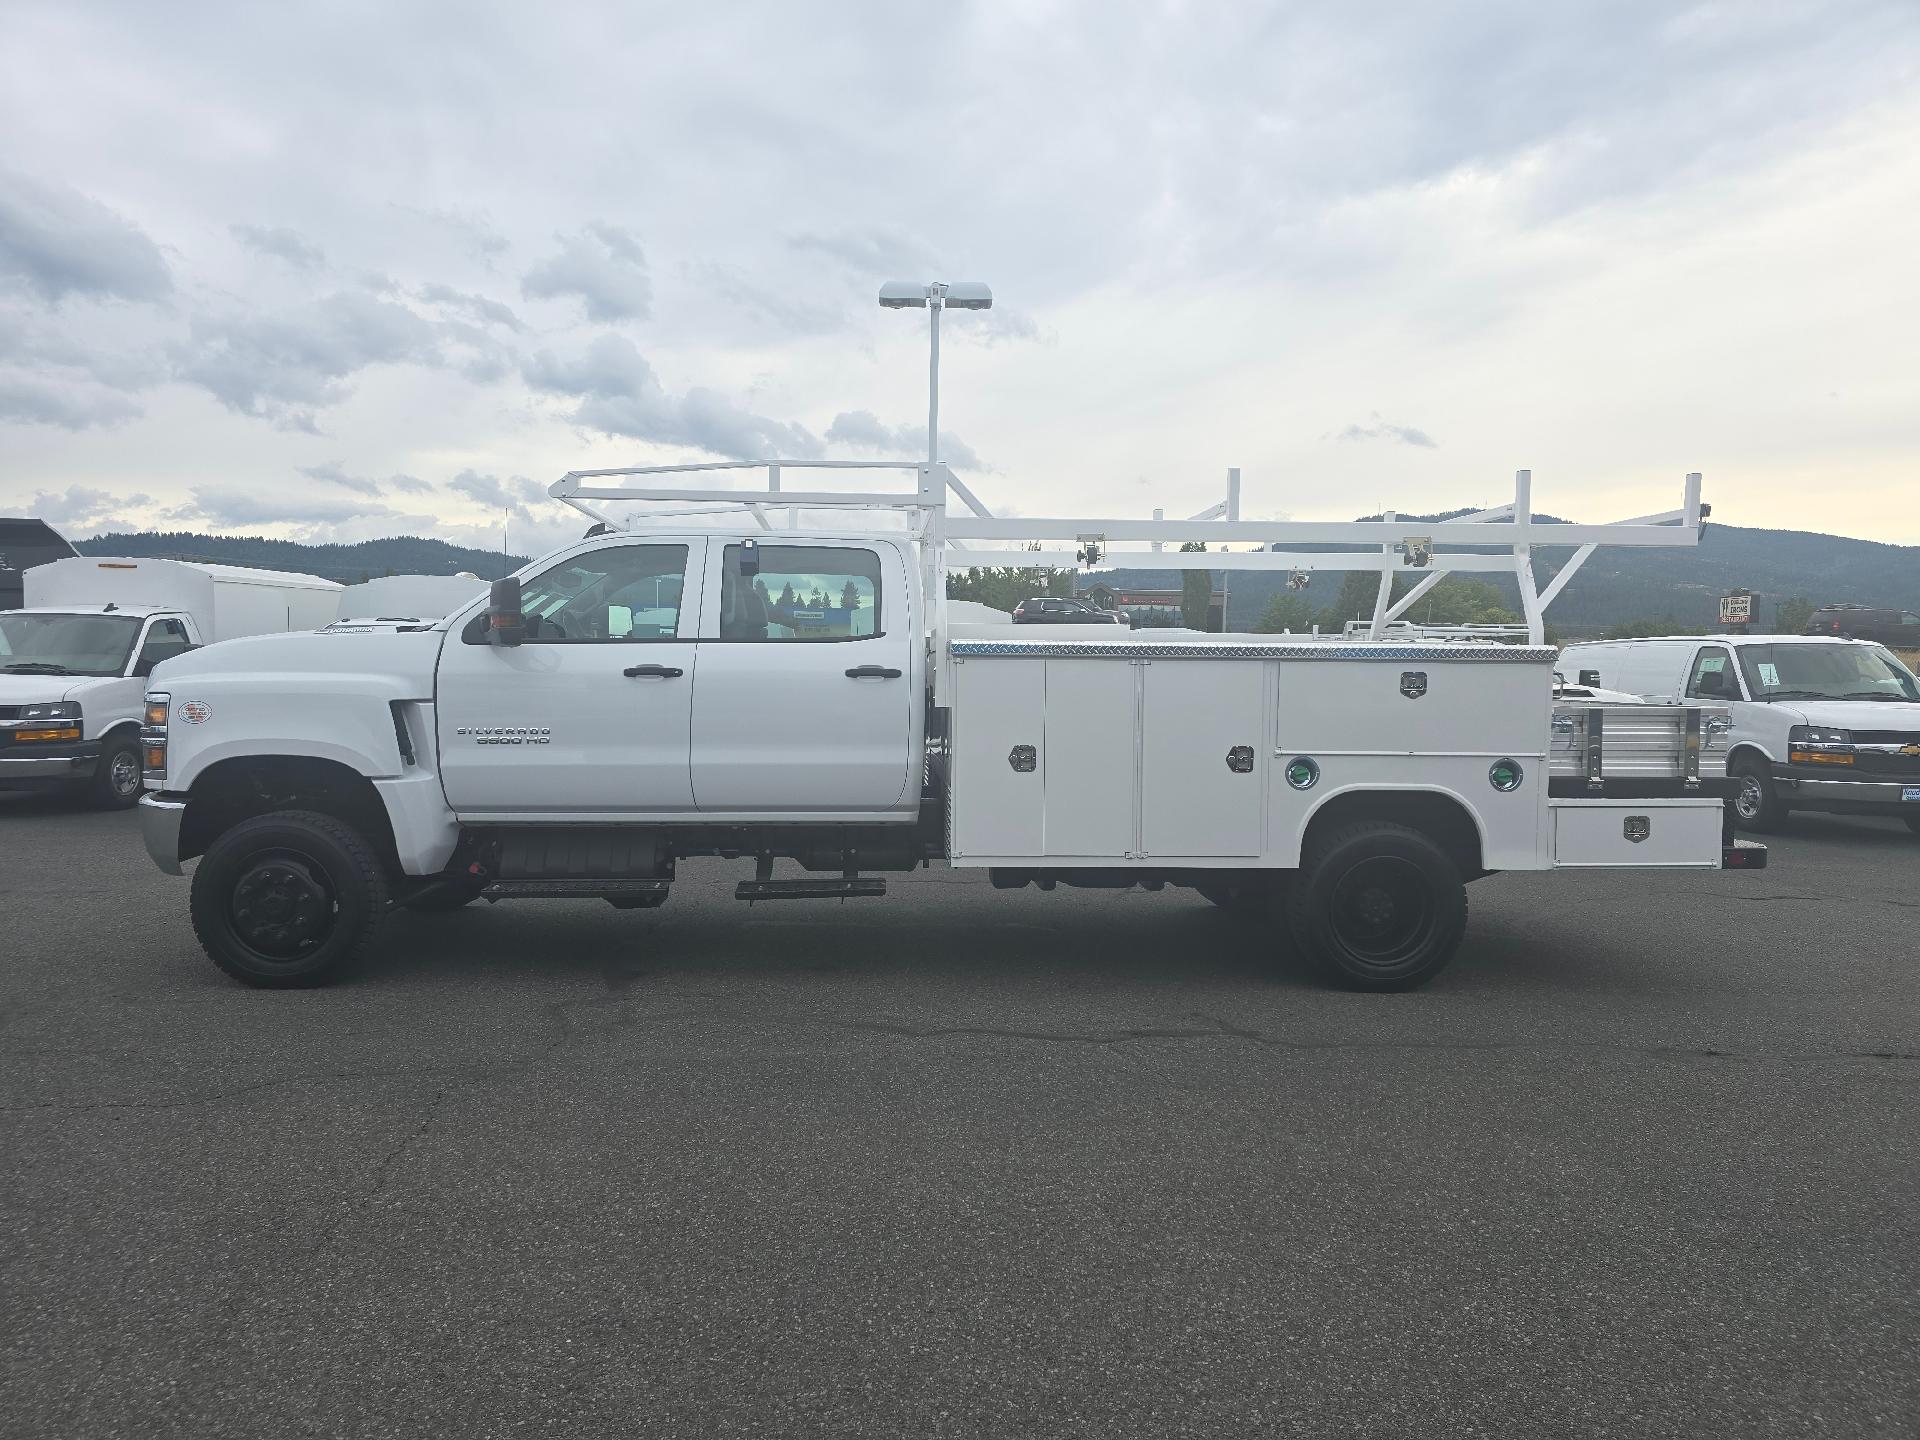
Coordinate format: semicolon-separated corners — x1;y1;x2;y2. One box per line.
878;280;992;464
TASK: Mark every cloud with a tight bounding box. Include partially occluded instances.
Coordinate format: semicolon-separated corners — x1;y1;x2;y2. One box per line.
826;409;983;469
417;283;525;331
25;484;154;528
1333;413;1438;449
173;290;439;425
522;334;820;458
447;469;548;521
522;222;651;321
788;226;941;278
386;472;433;495
0;169;171;303
294;462;439;499
231;223;325;270
0;373;142;429
175;487;405;529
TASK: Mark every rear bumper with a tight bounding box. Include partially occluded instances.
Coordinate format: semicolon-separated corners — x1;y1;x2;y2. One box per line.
1770;767;1917;814
0;742;101;789
139;793;188;875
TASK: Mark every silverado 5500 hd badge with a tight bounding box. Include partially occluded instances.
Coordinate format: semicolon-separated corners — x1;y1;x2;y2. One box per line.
455;725;551;746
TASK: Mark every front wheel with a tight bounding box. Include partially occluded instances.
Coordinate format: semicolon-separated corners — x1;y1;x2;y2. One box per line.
1730;758;1788;834
190;810;389;988
1285;822;1467;992
87;735;144;810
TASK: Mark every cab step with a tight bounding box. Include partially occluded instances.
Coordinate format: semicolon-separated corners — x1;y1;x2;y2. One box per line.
735;878;887;901
482;878;670;906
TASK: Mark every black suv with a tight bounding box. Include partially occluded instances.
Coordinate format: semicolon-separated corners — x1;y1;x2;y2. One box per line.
1805;605;1920;649
1012;596;1127;625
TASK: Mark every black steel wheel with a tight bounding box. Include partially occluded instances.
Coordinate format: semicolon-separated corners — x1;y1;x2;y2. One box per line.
1730;757;1788;834
190;810;388;988
1286;822;1467;991
87;734;144;810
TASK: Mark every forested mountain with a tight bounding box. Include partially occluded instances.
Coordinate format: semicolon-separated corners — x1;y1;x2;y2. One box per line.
1081;515;1920;636
76;532;527;584
58;518;1920;637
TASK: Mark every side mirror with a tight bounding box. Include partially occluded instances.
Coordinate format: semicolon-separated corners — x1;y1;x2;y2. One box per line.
488;577;526;647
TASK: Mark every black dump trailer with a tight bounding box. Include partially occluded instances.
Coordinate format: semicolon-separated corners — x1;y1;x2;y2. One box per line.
0;519;79;611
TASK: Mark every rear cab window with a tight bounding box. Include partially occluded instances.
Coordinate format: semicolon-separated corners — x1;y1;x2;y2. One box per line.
716;544;881;641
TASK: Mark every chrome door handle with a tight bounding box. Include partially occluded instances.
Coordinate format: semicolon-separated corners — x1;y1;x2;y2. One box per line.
845;666;902;679
623;664;684;678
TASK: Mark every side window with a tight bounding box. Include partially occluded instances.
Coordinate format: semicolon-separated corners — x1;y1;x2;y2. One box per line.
135;619;193;672
1685;647;1737;699
515;545;689;643
718;544;880;641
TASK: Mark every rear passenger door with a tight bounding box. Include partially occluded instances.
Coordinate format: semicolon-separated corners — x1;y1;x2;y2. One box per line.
690;541;919;814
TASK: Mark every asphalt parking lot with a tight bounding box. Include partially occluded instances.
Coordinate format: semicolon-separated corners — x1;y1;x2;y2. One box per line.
2;797;1915;1439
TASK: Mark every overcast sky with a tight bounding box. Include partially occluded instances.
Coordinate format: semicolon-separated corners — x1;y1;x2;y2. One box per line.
3;0;1918;558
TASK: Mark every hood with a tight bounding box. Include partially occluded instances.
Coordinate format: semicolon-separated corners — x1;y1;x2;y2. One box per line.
1766;699;1920;731
151;627;447;690
0;671;123;705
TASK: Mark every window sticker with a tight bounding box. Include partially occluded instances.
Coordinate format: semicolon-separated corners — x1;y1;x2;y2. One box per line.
1758;662;1780;687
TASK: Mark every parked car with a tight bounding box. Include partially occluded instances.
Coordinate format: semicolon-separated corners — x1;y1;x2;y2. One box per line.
1011;596;1126;625
1558;634;1920;836
1804;605;1920;650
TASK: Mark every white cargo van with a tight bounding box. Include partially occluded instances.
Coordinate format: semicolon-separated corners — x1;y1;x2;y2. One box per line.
1558;635;1920;835
1;558;340;808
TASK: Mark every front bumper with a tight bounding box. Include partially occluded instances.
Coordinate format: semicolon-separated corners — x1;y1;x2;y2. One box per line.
140;793;187;875
1770;766;1919;814
0;742;101;789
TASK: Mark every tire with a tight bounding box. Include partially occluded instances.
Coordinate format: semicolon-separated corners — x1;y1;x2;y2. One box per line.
1730;757;1789;834
190;810;388;988
1285;822;1468;992
87;734;144;810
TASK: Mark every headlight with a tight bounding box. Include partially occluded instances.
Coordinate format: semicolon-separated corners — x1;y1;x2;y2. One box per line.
19;701;81;722
1789;723;1853;765
142;690;170;783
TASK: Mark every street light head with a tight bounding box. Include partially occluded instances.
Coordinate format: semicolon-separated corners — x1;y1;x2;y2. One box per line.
942;281;993;310
878;281;928;309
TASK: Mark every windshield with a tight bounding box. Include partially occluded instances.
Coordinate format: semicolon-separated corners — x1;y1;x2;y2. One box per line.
1736;643;1920;702
0;613;143;677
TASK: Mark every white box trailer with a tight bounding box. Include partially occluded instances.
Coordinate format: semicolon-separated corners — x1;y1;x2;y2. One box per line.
2;558;339;808
25;557;342;640
331;574;488;627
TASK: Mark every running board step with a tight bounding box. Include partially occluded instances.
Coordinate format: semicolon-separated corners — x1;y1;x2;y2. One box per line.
483;878;670;903
735;878;887;901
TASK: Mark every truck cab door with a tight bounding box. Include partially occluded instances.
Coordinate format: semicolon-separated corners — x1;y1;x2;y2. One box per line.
436;539;705;817
690;540;920;815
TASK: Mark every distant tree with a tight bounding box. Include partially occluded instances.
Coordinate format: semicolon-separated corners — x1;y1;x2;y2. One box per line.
753;578;771;610
946;544;1075;612
1253;593;1315;633
1315;571;1380;632
1179;542;1212;630
1392;576;1521;627
839;579;860;612
1774;595;1815;633
778;581;797;609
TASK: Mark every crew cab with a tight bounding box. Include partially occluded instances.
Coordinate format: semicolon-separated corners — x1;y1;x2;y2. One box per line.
1558;634;1920;835
139;490;1762;995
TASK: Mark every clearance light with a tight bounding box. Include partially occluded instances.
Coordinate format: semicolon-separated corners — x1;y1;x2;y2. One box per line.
17;726;81;743
143;690;170;784
1789;749;1853;765
144;743;168;771
144;699;170;727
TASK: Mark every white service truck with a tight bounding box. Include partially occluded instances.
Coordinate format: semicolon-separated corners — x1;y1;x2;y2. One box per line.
1558;634;1920;836
136;459;1766;992
0;557;340;808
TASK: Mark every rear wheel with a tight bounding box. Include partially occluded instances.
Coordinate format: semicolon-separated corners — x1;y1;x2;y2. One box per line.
87;734;144;810
1730;757;1788;834
190;810;388;988
1285;822;1467;992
